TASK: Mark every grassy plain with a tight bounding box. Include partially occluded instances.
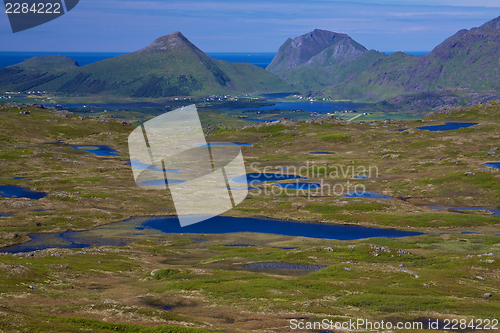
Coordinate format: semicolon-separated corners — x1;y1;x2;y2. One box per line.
0;101;499;332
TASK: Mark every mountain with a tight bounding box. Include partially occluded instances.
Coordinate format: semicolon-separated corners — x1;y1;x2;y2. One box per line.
314;16;500;101
266;29;386;91
0;56;79;92
267;29;368;73
0;32;288;97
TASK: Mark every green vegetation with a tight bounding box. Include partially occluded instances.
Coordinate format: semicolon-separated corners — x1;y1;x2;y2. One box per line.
316;17;500;102
0;32;288;98
1;99;500;332
0;232;498;331
320;133;350;142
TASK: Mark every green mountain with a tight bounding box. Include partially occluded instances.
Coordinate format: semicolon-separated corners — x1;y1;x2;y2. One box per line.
266;29;384;91
0;56;79;92
314;16;500;101
0;32;288;97
266;29;369;73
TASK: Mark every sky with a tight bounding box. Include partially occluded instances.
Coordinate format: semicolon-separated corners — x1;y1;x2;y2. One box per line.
1;0;499;53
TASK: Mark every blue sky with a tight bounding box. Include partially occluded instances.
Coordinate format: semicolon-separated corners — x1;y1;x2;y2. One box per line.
1;0;499;53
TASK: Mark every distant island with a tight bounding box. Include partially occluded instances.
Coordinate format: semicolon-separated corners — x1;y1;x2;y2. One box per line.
1;15;500;111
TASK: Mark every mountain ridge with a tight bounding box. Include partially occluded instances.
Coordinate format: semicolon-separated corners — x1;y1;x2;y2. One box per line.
270;15;500;101
0;32;288;97
266;29;367;74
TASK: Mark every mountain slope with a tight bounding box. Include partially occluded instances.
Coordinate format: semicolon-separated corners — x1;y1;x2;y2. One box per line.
0;32;288;97
275;50;387;91
266;29;385;91
316;16;500;101
0;56;79;92
267;29;367;73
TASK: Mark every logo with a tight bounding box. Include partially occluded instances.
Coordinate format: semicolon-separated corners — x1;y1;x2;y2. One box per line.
128;105;248;227
4;0;79;33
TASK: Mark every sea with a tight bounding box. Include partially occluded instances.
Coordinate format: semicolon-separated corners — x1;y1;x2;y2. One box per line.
0;51;429;69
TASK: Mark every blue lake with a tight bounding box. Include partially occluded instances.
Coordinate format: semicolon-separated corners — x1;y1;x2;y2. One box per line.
72;145;118;156
344;191;394;199
273;182;322;190
309;151;334;155
1;230;127;253
261;93;293;99
0;216;422;253
417;122;477;131
484;162;500;169
0;214;13;217
0;185;47;200
245;119;280;122
353;176;369;179
243;262;327;271
232;173;306;185
429;206;500;216
141;216;422;240
197;142;252;147
225;102;366;113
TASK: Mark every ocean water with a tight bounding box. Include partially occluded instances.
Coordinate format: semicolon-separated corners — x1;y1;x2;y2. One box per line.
0;51;429;69
0;52;276;69
0;52;127;68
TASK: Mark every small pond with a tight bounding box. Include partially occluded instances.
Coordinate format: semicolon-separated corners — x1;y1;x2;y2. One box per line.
429;206;500;216
72;145;119;156
0;185;47;200
417;122;477;131
484;162;500;169
231;173;306;185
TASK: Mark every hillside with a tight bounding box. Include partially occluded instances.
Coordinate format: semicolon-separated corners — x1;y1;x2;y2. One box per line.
266;29;382;91
1;101;500;331
0;32;288;97
314;16;500;101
